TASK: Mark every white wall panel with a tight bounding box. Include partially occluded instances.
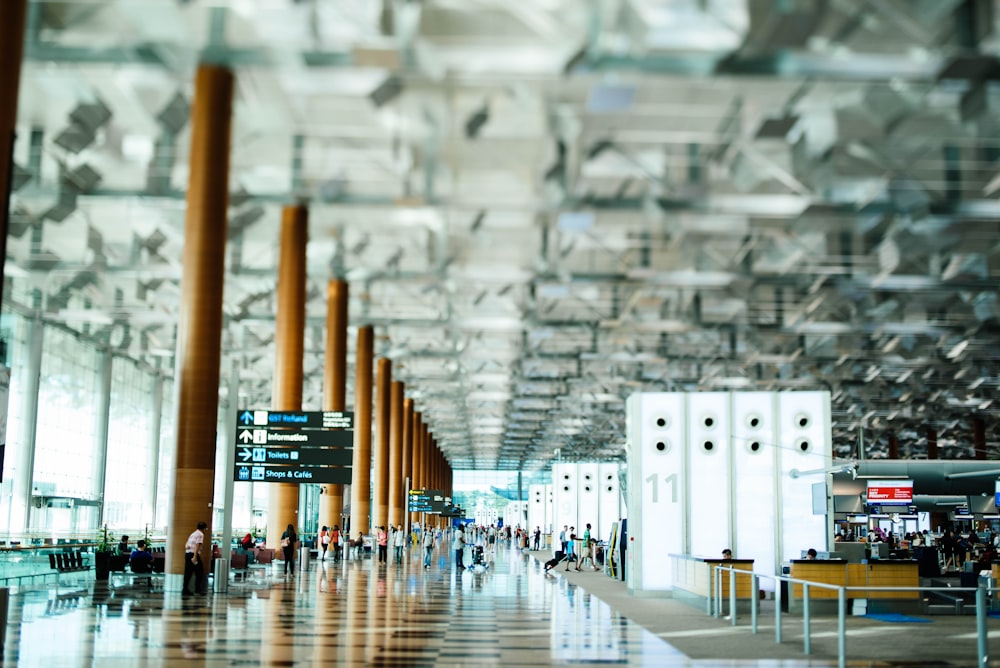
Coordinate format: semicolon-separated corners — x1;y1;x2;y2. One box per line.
577;462;600;537
627;392;685;593
544;484;553;534
777;392;831;563
686;392;731;557
731;392;778;583
552;463;577;533
528;484;546;535
598;462;622;543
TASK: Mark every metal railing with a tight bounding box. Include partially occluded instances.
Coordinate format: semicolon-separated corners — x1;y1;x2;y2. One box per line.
711;564;991;668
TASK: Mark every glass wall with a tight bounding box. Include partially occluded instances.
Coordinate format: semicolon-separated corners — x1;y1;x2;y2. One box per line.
0;312;178;539
32;328;102;533
104;357;156;529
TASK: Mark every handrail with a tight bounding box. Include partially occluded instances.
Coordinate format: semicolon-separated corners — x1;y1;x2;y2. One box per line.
711;564;991;668
0;542;98;552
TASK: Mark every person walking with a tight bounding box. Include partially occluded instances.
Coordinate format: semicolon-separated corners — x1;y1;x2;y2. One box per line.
280;523;297;576
422;526;435;569
564;532;576;571
393;524;406;564
331;525;342;562
452;525;467;570
577;523;597;570
182;521;207;596
319;526;330;561
377;526;389;563
559;525;568;554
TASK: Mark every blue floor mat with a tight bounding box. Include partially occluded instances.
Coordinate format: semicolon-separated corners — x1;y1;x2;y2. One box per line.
864;613;932;623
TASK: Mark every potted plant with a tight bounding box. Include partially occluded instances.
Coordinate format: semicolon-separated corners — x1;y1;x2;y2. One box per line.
94;525;112;581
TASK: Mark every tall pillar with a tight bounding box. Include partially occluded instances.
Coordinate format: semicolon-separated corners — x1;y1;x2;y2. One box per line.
11;316;42;533
267;205;308;549
414;419;425;491
400;397;413;524
0;0;28;304
146;375;164;524
388;381;405;528
320;279;349;533
166;64;233;575
887;432;899;459
94;352;113;524
373;358;391;529
349;326;374;534
927;427;939;459
973;417;987;460
409;410;421;527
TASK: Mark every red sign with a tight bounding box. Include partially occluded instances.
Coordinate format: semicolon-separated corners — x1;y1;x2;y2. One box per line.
866;480;913;504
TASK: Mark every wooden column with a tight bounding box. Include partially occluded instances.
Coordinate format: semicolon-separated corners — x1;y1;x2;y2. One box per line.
373;358;392;530
267;205;308;550
166;65;234;575
0;0;27;303
417;421;427;491
887;432;899;459
401;398;414;521
320;279;349;533
409;410;421;526
388;381;405;528
974;417;987;460
349;326;374;535
927;427;938;459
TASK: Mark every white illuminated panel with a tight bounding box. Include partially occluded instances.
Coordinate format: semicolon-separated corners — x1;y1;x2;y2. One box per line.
544;484;553;533
598;462;622;543
777;392;831;562
686;392;731;557
627;392;685;592
552;463;577;533
578;462;600;538
731;392;777;583
528;484;546;535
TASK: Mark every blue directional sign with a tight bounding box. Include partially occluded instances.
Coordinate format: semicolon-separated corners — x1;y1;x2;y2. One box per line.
237;409;353;430
235;445;353;467
235;463;352;484
233;408;355;484
235;427;354;448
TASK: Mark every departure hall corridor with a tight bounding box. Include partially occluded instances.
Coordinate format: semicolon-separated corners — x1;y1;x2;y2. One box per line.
3;544;687;667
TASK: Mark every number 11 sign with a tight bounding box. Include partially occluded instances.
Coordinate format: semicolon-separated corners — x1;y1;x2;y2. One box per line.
626;392;686;593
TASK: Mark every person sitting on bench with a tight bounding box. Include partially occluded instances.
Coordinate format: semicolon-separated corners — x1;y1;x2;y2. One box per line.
129;540;155;574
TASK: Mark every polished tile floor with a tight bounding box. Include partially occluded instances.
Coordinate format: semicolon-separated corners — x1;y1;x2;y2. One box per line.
5;545;999;667
3;545;690;667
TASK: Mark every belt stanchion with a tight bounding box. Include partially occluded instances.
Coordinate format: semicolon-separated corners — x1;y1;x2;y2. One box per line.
775;576;783;644
730;567;737;625
838;587;847;668
803;583;811;655
976;583;988;668
750;574;759;634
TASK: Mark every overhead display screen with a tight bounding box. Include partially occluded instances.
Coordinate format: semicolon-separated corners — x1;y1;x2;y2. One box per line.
866;479;913;505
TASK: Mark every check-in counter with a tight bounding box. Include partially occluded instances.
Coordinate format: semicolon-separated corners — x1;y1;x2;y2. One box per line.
670;554;755;612
790;560;919;600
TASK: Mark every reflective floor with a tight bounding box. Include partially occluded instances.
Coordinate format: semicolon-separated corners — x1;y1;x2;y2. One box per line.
3;545;690;667
5;545;999;667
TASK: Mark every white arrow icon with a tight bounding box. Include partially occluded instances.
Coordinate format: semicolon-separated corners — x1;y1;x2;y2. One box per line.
239;447;252;461
239;429;253;443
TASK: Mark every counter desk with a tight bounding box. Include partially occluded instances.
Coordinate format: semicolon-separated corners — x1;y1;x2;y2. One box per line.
669;554;755;614
789;559;920;600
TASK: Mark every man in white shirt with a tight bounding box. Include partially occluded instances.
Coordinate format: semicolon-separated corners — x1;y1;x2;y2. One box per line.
422;527;435;569
452;525;467;570
183;521;207;596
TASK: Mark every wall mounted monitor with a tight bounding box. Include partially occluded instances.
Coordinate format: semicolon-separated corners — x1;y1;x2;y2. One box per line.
865;479;913;505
